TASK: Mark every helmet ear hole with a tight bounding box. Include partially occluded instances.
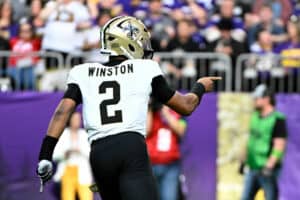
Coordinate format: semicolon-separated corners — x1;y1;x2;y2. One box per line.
128;44;135;52
108;36;115;41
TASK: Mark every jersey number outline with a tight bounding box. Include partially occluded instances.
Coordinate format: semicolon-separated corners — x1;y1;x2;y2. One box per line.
99;81;123;125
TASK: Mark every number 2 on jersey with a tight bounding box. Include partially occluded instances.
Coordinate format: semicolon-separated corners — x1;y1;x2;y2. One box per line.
99;81;123;125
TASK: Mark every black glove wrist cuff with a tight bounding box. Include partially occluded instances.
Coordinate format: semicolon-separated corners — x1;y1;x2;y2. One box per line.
39;135;58;161
191;82;205;100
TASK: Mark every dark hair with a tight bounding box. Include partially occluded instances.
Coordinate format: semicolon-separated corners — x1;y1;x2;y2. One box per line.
255;28;269;41
263;90;276;106
18;21;35;37
217;18;233;30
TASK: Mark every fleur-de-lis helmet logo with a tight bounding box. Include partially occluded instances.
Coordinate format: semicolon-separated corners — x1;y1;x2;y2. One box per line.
121;22;140;40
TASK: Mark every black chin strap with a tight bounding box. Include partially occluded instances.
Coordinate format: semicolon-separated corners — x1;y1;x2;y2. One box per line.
143;50;154;59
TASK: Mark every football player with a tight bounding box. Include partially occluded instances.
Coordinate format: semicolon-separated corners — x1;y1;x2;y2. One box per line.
37;16;221;200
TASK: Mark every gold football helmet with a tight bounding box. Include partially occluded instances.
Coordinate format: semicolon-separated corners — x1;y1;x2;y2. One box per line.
100;16;153;59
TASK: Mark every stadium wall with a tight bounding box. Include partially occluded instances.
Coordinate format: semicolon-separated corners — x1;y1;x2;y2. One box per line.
0;93;299;200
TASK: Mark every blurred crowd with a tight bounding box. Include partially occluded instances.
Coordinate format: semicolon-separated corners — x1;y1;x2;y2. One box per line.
0;0;299;91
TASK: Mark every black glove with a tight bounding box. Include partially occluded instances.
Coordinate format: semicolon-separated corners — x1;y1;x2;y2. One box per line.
261;167;273;177
37;160;53;184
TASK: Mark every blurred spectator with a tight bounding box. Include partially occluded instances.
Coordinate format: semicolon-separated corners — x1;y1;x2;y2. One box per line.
95;0;123;17
292;0;300;16
209;0;246;42
165;0;215;19
240;84;287;200
273;15;300;92
142;0;175;49
189;1;208;29
274;16;300;68
207;18;246;89
7;22;40;90
10;0;30;22
0;1;18;40
82;11;112;62
0;34;10;78
207;18;247;63
247;3;287;47
168;0;213;21
28;0;45;37
166;19;200;52
164;19;200;78
170;6;186;22
40;0;91;68
165;0;215;13
189;4;209;50
250;29;274;54
87;0;123;19
53;112;93;200
234;0;252;17
250;29;276;73
215;0;242;23
116;0;144;16
146;100;187;200
253;0;292;24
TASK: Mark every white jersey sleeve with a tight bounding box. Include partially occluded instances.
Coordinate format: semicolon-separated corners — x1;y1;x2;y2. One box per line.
148;60;163;78
66;65;81;85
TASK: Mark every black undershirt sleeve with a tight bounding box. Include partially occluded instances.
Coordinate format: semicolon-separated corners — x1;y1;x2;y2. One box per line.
63;83;82;105
272;118;288;138
151;75;175;104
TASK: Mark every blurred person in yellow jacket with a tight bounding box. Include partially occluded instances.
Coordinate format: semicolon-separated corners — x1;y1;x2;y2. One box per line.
53;112;93;200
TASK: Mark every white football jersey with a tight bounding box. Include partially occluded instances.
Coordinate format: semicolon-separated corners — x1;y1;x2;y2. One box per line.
67;59;163;143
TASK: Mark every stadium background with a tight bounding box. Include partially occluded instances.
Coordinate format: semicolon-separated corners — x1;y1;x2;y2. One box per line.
0;0;300;200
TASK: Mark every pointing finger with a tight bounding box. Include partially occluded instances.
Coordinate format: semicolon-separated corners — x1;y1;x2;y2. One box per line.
208;76;222;81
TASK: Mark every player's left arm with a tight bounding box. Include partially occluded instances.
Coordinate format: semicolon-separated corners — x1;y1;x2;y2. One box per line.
265;118;288;169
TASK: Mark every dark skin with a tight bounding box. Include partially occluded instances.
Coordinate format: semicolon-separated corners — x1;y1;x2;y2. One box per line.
166;76;220;115
46;99;76;139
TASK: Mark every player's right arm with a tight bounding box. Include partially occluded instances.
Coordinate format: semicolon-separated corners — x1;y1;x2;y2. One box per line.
37;67;83;187
167;77;221;115
46;98;76;139
151;75;221;116
37;85;82;187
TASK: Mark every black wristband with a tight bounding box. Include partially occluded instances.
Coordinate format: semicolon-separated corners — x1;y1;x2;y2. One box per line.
38;135;58;161
190;82;205;100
